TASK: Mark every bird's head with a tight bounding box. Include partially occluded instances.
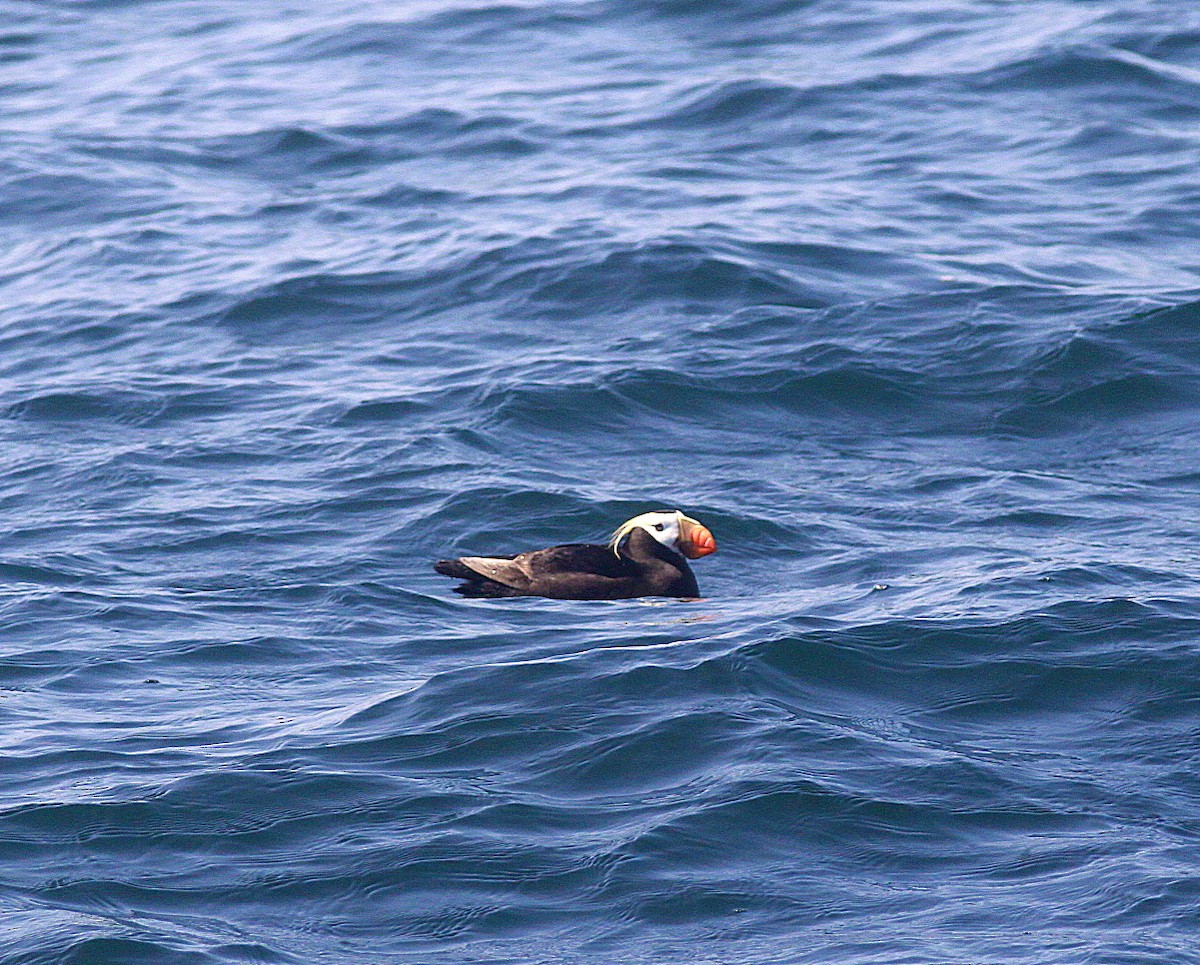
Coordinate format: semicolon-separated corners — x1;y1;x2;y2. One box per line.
610;510;717;560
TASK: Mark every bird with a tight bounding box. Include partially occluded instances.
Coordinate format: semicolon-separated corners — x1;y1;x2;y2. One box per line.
434;510;717;600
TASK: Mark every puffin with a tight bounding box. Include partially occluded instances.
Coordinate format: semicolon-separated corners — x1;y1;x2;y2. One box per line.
434;510;717;600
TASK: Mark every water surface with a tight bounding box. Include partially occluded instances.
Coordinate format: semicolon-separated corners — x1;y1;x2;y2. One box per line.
3;1;1200;962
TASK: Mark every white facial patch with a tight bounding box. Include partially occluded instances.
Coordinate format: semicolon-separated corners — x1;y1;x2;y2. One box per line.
610;510;684;554
641;512;681;548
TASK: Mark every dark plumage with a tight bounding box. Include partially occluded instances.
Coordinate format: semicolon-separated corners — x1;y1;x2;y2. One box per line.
434;510;716;600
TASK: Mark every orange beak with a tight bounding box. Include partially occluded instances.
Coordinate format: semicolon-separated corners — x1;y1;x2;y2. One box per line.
680;518;717;559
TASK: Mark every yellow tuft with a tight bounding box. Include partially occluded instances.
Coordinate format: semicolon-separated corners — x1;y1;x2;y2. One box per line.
609;518;640;555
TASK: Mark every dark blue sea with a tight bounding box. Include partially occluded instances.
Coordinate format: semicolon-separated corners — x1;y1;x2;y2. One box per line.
4;1;1200;962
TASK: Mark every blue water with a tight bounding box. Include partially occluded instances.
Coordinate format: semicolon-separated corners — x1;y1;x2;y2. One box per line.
3;1;1200;962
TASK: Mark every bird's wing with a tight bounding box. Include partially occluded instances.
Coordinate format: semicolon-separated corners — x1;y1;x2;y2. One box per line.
525;543;632;578
457;555;536;590
457;543;633;592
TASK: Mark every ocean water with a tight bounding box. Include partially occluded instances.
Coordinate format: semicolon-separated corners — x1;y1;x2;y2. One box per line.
3;0;1200;961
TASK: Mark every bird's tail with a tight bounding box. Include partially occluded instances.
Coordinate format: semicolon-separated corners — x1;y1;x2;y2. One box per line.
435;558;528;598
435;559;477;580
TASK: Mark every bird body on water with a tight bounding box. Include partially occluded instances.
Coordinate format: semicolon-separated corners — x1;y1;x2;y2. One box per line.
435;510;717;600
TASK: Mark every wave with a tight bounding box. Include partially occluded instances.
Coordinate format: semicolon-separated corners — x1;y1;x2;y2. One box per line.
200;237;842;344
284;4;590;61
976;45;1200;103
443;295;1200;437
996;301;1200;433
1;935;225;965
621;0;816;21
4;385;238;427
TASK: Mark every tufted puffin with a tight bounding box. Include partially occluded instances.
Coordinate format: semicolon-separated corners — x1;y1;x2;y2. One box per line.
434;510;717;600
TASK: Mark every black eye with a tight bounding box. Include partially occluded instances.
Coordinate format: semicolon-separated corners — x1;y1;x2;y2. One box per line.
653;523;665;531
